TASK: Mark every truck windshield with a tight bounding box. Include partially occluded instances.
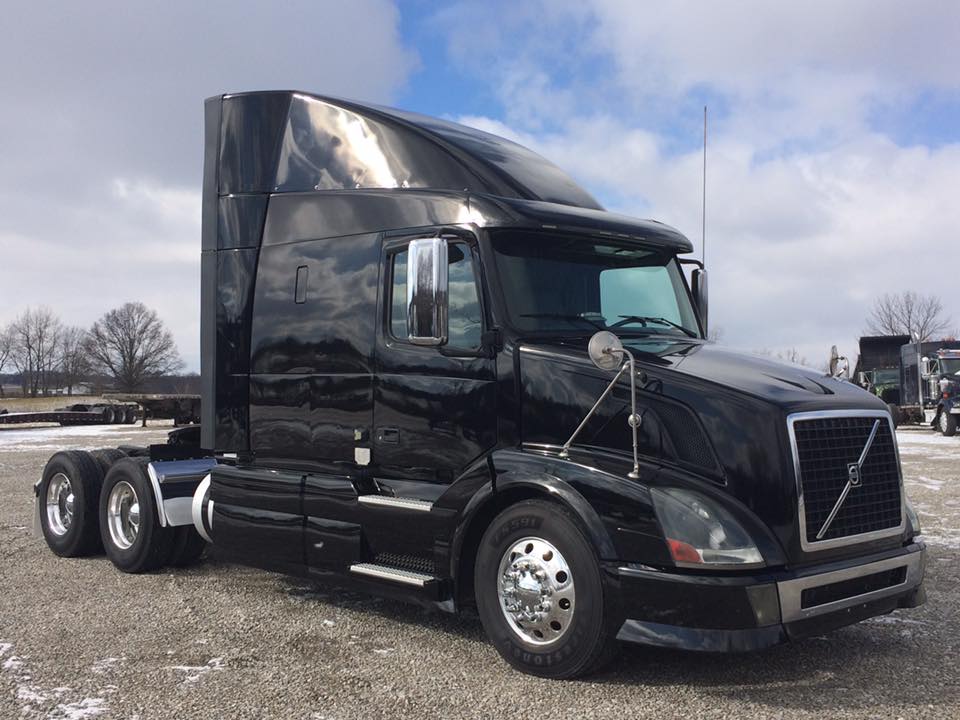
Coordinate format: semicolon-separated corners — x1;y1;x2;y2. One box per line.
940;359;960;375
490;230;700;337
873;368;899;384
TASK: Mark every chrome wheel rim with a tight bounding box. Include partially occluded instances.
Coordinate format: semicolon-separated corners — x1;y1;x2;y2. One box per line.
497;536;575;646
45;472;75;536
107;480;140;550
940;413;948;432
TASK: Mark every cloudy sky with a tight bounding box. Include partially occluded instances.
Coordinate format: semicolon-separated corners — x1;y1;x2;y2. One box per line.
2;1;958;371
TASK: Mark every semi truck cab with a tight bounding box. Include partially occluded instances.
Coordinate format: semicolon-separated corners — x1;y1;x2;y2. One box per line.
35;91;925;679
923;349;960;435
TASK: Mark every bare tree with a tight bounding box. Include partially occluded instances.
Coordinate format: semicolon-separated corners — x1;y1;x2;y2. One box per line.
777;347;809;367
0;323;14;398
866;291;951;342
10;307;63;397
87;302;183;392
58;326;91;396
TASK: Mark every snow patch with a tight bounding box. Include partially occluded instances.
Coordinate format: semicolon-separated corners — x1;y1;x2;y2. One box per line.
168;657;225;684
48;697;107;720
0;424;164;452
91;657;124;674
907;475;944;492
919;532;960;550
0;639;109;717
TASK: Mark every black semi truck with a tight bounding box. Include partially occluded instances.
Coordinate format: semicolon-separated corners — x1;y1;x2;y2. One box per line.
856;335;960;434
35;91;925;679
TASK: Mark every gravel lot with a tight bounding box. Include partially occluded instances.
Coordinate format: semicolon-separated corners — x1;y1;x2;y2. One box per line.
1;423;957;719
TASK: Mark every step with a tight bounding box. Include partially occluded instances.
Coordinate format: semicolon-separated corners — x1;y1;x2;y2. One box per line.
348;562;437;587
356;495;433;512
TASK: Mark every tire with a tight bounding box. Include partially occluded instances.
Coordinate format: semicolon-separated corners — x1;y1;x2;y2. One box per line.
938;410;957;437
169;526;208;567
887;404;901;429
38;450;104;557
474;500;617;679
89;448;128;477
101;407;115;424
99;458;174;573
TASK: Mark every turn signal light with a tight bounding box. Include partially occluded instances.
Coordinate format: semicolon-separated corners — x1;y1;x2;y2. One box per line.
667;538;702;564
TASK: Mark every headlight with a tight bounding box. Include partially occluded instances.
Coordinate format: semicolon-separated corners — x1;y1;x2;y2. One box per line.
651;487;764;568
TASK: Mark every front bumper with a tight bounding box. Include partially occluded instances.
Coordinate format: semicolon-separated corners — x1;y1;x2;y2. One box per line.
614;541;925;652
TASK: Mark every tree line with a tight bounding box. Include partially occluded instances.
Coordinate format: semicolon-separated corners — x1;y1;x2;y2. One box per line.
0;302;183;397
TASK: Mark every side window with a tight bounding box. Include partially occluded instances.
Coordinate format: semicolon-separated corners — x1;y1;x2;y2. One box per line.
447;242;483;348
389;240;482;349
390;251;408;339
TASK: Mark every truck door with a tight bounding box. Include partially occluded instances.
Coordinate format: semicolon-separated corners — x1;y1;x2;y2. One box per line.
368;231;497;555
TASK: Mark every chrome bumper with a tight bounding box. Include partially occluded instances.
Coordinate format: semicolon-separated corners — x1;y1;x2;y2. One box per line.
778;548;925;623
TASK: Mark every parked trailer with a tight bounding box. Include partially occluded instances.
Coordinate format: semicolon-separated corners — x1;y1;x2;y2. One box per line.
0;403;138;426
35;91;926;679
104;394;200;427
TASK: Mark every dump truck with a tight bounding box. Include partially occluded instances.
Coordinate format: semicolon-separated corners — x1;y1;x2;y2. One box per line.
34;91;925;679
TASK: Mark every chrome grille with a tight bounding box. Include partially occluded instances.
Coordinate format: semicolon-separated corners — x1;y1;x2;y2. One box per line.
788;411;903;551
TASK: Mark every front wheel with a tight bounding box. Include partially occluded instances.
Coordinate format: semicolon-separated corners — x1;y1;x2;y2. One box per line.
474;500;617;679
939;410;957;437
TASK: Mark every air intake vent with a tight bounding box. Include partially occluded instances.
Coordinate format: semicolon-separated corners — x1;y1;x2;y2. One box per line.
655;402;719;472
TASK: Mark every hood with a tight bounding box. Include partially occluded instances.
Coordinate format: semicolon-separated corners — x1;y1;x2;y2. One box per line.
522;336;883;414
517;336;891;565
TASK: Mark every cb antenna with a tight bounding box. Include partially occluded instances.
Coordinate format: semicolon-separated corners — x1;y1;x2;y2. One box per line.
701;105;707;268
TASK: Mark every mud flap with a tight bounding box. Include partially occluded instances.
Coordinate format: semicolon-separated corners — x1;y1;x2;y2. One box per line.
32;479;42;538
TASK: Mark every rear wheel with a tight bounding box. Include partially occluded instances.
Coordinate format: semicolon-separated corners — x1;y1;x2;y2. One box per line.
89;448;128;477
938;410;957;437
474;500;617;679
39;451;104;557
100;458;174;573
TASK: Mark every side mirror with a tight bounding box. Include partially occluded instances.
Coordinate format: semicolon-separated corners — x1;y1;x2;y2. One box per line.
406;237;448;345
692;268;708;336
588;331;625;371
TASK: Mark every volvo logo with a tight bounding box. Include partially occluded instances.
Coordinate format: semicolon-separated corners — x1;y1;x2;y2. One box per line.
847;462;862;486
816;419;882;540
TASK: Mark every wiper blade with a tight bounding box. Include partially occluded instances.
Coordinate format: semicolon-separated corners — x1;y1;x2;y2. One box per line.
519;313;605;330
612;315;698;338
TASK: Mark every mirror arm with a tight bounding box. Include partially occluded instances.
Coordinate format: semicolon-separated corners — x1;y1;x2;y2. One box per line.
624;349;642;479
560;347;642;479
560;362;628;460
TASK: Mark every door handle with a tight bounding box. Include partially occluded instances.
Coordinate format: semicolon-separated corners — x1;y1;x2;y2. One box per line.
378;427;400;444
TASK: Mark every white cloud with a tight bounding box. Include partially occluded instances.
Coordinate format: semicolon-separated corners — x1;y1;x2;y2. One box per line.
441;1;960;366
458;115;960;366
0;0;417;371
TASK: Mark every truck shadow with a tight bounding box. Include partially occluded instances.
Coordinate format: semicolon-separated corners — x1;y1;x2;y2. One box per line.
275;573;938;713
